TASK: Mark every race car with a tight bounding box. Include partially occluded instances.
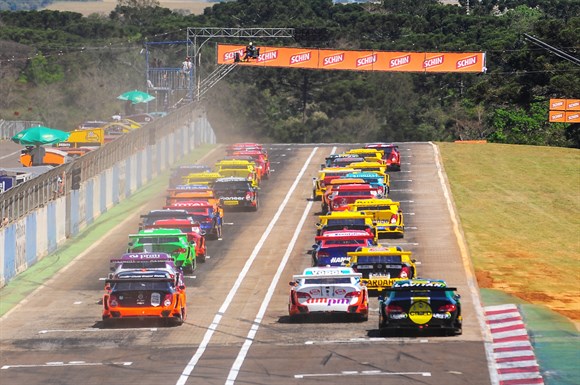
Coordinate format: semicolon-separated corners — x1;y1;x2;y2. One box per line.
378;279;462;336
323;154;366;169
346;245;417;294
145;218;207;262
316;211;376;242
311;230;375;267
212;176;259;211
364;143;401;171
312;167;358;201
165;184;220;207
348;198;404;238
182;172;223;187
232;150;270;179
321;177;368;213
214;159;260;187
127;228;196;273
288;267;368;321
138;209;192;230
344;171;390;196
169;164;212;188
164;200;223;240
327;183;381;212
102;269;187;327
347;161;387;175
109;252;176;276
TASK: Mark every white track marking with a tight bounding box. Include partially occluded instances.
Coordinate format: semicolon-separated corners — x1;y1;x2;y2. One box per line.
304;337;429;345
175;147;319;385
38;328;157;334
0;150;20;160
226;200;314;384
430;142;498;385
294;370;431;379
2;361;132;369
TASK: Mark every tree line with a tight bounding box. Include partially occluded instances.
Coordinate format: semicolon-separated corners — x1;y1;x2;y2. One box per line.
0;0;578;146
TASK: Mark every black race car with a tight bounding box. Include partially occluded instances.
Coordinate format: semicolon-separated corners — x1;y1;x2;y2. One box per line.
378;279;462;336
212;177;259;211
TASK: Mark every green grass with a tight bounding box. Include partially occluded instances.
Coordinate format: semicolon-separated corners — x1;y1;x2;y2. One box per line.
439;142;580;320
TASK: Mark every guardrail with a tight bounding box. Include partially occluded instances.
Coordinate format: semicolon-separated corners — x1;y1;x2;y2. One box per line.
0;102;205;223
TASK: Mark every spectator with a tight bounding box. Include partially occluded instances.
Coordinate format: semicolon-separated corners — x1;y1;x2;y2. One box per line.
1;217;8;227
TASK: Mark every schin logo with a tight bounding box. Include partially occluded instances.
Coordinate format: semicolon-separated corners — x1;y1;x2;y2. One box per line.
356;54;377;67
423;55;444;69
290;52;312;65
258;50;279;62
323;53;344;66
223;49;245;61
456;55;478;69
389;55;410;68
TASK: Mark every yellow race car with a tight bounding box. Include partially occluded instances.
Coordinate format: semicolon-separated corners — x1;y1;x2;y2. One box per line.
346;245;417;294
348;198;404;238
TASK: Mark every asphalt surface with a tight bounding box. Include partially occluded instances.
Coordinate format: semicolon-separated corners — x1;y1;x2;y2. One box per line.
0;143;492;385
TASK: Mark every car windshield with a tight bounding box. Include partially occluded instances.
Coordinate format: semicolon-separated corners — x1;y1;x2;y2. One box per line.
214;181;251;190
336;191;374;196
112;281;173;292
355;205;391;211
357;255;403;264
119;261;169;269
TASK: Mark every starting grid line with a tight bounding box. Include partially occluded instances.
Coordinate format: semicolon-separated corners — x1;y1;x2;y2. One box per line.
295;370;431;379
2;361;132;369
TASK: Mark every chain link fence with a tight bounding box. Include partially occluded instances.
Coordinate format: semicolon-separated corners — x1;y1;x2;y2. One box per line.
0;120;44;140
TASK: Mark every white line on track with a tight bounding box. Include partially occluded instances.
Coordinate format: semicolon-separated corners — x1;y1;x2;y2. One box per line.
2;361;132;369
226;201;314;385
175;147;319;385
391;179;413;182
294;370;431;379
390;189;412;192
0;150;20;160
304;337;429;345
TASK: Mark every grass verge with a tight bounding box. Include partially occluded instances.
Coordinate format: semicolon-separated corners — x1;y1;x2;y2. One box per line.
438;142;580;323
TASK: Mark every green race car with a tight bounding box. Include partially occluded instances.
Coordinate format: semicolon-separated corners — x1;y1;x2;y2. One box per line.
127;228;196;273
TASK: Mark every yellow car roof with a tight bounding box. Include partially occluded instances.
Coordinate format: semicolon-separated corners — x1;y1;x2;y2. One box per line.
350;198;399;206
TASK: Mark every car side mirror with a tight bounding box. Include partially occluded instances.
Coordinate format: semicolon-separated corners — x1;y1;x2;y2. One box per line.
289;281;296;286
179;285;186;290
200;230;206;236
315;223;321;227
453;294;461;301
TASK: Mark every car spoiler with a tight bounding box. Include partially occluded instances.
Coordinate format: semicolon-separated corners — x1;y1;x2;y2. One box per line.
292;273;362;280
106;278;175;284
384;286;457;292
315;234;374;242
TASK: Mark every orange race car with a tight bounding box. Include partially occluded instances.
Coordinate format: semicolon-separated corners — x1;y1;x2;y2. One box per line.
102;269;187;327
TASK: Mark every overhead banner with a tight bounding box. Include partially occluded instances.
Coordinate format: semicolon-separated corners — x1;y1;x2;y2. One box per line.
217;44;486;73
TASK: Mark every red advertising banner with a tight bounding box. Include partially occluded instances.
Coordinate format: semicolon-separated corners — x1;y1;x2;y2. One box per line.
217;44;486;73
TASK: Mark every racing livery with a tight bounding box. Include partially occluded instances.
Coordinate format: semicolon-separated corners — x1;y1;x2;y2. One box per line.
164;200;223;239
102;269;187;327
311;230;375;267
346;245;417;294
364;143;401;171
288;267;368;321
127;228;196;273
378;279;462;336
212;176;259;211
348;198;405;238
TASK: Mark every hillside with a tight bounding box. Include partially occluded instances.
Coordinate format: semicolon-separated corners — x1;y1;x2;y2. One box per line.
42;0;210;16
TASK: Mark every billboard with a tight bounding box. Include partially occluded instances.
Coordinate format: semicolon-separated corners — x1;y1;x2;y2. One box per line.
217;44;487;73
549;99;580;122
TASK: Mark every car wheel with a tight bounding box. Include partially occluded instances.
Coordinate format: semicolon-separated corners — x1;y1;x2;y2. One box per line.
251;199;259;212
173;311;184;326
199;254;206;263
359;313;369;322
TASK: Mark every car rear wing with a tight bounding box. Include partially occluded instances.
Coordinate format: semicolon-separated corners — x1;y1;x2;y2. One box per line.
384;286;457;292
347;250;412;258
315;234;374;242
292;273;362;280
106;277;175;284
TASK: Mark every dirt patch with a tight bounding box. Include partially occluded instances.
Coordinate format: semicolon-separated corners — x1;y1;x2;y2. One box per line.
475;269;493;288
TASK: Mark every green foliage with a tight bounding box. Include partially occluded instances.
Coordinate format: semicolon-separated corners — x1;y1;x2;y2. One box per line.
0;0;578;146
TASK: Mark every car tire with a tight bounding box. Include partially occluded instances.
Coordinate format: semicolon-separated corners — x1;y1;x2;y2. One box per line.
199;254;206;263
102;317;115;328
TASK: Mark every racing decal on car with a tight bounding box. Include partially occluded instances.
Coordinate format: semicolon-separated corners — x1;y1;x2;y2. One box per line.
305;298;350;306
150;293;161;307
408;301;432;324
365;278;396;287
329;257;349;264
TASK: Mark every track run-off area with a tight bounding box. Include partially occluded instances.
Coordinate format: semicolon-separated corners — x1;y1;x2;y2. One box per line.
1;142;532;385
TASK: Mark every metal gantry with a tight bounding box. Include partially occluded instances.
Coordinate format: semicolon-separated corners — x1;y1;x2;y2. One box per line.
186;28;295;101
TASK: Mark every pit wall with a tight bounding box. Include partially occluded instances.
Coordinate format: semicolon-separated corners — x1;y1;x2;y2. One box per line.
0;115;215;287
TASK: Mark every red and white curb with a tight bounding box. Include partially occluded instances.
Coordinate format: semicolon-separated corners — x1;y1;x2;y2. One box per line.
484;304;544;385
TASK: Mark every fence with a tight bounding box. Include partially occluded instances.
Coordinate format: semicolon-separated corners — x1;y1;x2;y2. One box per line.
0;103;216;287
0;120;44;140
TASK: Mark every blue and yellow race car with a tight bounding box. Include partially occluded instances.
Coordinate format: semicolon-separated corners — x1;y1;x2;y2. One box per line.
378;279;462;336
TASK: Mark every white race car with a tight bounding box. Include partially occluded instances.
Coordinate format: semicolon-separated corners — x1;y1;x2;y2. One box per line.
288;267;368;321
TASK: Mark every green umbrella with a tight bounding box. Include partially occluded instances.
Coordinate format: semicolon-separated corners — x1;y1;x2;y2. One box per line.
117;90;155;104
11;125;70;146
